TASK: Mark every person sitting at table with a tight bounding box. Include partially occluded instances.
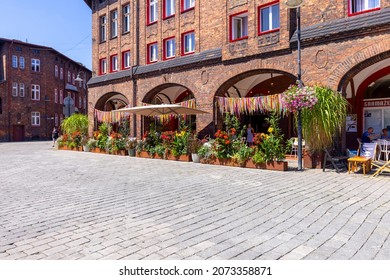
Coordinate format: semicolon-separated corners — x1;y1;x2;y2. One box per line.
380;128;390;140
361;127;379;143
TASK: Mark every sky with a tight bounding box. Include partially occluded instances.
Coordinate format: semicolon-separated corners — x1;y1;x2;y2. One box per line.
0;0;92;70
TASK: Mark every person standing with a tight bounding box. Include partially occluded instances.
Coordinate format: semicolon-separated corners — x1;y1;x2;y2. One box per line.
246;123;254;146
52;127;59;147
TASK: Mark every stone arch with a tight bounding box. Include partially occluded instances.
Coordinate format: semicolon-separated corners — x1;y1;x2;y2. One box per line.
142;83;195;104
95;92;129;111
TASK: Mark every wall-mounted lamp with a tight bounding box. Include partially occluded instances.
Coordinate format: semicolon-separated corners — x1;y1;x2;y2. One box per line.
75;71;85;82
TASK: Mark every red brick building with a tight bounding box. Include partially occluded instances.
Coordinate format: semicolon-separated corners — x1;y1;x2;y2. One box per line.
0;38;91;141
84;0;390;150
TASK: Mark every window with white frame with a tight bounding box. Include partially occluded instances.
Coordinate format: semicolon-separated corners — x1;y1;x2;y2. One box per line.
60;90;63;104
31;58;40;72
259;2;280;34
100;58;107;74
12;55;18;68
349;0;380;15
55;113;59;127
182;0;195;11
111;54;118;72
122;50;131;69
111;9;118;38
31;112;40;126
60;67;64;79
182;31;195;55
55;65;59;77
164;0;175;18
19;57;25;69
12;82;18;96
230;12;248;41
19;83;25;97
148;0;158;24
100;15;107;42
147;42;158;63
164;37;176;59
31;84;40;100
123;4;130;33
55;88;58;103
67;71;71;83
72;73;76;85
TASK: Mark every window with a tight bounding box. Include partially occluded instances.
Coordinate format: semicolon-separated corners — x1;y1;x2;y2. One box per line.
147;42;158;63
60;90;63;104
163;0;175;18
100;58;107;74
31;84;40;100
163;37;176;60
100;15;107;42
55;113;59;127
67;71;71;83
19;57;25;69
349;0;380;15
79;96;82;109
111;9;118;38
72;73;76;84
60;67;64;79
12;82;18;96
31;59;40;72
110;54;118;72
55;89;58;103
147;0;158;25
181;0;195;12
19;83;25;97
259;1;280;34
55;65;59;77
123;4;130;33
122;50;131;69
12;55;18;68
182;31;195;55
31;112;40;126
83;97;87;110
230;11;248;42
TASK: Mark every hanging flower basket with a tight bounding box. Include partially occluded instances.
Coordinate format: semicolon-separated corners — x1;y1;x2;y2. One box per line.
281;84;317;113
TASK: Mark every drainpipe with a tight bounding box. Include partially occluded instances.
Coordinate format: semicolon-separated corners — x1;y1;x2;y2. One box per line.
132;0;140;138
7;40;14;141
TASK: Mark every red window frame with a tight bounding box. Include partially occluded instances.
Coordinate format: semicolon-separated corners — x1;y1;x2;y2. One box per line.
258;1;280;36
347;0;380;17
163;37;176;60
163;0;175;19
181;30;195;56
110;54;118;72
147;0;158;26
181;0;195;13
99;57;107;75
229;11;249;43
122;50;131;70
147;42;158;64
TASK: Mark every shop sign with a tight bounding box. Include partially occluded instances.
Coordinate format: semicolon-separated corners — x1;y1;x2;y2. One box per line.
363;99;390;108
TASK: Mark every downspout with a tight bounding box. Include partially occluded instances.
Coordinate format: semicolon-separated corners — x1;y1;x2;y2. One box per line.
132;0;140;138
7;40;14;141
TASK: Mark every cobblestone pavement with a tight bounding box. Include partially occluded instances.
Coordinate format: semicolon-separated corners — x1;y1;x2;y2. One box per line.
1;141;390;260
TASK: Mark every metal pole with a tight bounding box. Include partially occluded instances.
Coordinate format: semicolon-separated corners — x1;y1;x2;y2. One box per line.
297;6;303;171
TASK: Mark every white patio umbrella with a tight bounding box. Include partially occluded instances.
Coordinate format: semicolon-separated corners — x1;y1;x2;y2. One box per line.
113;103;209;116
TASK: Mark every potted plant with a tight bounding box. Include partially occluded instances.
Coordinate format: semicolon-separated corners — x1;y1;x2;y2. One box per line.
86;138;97;152
126;137;137;157
188;135;202;163
81;136;89;152
231;139;254;167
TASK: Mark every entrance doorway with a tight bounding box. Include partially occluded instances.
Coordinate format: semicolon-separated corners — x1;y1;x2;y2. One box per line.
12;125;25;141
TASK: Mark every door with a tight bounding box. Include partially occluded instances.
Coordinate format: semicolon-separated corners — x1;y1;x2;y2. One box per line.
12;125;25;141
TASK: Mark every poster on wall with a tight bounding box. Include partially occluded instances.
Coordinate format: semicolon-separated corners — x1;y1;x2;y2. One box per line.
346;114;357;132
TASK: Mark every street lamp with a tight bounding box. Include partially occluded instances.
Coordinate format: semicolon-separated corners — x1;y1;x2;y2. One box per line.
285;0;304;171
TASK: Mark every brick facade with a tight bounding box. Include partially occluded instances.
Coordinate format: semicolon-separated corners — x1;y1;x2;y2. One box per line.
85;0;390;147
0;39;91;141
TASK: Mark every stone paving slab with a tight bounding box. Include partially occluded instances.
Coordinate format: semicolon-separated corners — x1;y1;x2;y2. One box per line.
0;141;390;260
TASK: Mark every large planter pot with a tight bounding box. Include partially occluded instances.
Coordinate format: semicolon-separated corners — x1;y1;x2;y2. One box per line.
137;151;155;158
191;153;200;163
113;150;127;156
128;148;136;157
265;161;288;171
244;160;267;169
167;154;192;162
303;150;324;169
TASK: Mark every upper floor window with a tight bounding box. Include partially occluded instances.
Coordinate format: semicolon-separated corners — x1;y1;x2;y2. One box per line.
110;54;119;72
31;112;40;126
163;0;175;19
60;67;64;80
100;58;107;74
55;113;59;127
230;11;248;42
100;15;107;42
181;0;195;12
349;0;380;15
12;55;18;68
123;4;131;33
55;88;58;103
182;31;195;55
19;83;25;97
31;84;40;100
67;71;71;83
259;1;280;35
19;57;25;69
12;82;18;96
147;0;158;25
55;65;59;77
72;73;76;84
147;42;158;63
163;37;176;60
111;9;118;38
31;58;40;72
122;50;131;69
60;90;63;104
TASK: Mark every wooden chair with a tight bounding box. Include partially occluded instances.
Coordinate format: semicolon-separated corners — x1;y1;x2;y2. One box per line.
322;148;348;173
371;159;390;177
